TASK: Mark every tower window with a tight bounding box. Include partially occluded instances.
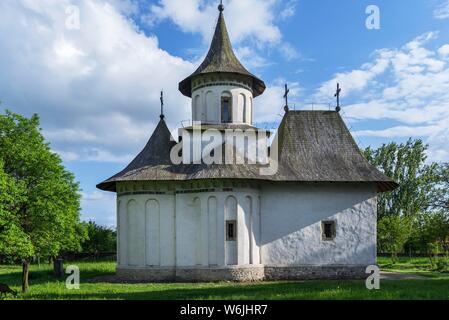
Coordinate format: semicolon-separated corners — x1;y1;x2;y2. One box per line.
221;94;232;123
240;93;247;123
322;220;336;241
226;220;237;241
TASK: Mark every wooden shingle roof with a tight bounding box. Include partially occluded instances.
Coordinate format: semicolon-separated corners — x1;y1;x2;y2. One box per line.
97;111;398;193
178;10;266;97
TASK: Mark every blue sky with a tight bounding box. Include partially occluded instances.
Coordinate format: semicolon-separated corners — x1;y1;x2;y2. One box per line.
0;0;448;227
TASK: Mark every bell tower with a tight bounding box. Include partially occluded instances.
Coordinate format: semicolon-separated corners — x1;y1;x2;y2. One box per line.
179;2;266;126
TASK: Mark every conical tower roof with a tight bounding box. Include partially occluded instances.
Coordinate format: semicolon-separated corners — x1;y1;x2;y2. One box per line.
179;6;266;97
96;118;176;191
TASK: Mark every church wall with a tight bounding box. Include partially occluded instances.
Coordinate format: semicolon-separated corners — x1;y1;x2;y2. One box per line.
117;182;261;269
260;183;377;266
126;199;144;266
207;197;218;265
117;192;175;268
115;181;377;280
117;181;378;272
117;199;126;266
175;194;202;266
175;189;259;267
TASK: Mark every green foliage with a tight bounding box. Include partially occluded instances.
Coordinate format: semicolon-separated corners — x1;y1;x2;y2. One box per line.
0;110;83;273
80;221;116;253
431;257;449;272
1;260;449;300
429;163;449;211
364;140;449;260
377;215;413;260
0;160;33;259
363;139;437;218
410;211;449;255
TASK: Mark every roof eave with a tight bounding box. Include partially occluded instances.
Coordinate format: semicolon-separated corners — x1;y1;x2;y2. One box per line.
377;180;399;193
96;181;116;192
179;72;266;98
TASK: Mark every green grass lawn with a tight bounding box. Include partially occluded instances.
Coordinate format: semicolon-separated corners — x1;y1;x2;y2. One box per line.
1;258;448;300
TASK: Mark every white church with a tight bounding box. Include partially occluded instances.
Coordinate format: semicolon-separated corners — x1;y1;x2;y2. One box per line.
97;4;397;282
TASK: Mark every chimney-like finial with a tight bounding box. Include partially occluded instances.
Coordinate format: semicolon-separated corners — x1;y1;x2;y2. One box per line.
160;90;165;120
335;83;342;113
218;0;224;12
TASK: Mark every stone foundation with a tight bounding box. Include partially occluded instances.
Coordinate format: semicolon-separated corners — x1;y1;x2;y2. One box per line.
116;265;367;282
264;265;367;280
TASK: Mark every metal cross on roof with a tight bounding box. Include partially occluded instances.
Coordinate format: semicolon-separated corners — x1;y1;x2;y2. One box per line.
335;83;342;112
283;83;290;112
218;0;224;11
160;90;165;120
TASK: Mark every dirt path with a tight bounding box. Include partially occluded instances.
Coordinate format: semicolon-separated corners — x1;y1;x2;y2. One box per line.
380;271;426;280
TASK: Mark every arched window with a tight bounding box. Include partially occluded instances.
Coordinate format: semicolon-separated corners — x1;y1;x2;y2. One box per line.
194;95;201;121
206;91;216;123
193;198;202;266
250;97;253;125
240;93;247;123
221;92;232;123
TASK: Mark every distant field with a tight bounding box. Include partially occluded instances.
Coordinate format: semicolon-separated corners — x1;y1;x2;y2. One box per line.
0;257;448;300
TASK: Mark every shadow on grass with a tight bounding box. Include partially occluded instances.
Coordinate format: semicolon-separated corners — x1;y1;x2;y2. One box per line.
3;259;449;300
20;278;449;300
23;281;361;300
0;263;115;288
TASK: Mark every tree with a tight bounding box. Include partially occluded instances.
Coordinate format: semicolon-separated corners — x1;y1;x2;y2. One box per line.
377;215;413;261
363;139;443;257
0;161;33;262
81;221;116;254
412;211;449;256
0;110;82;293
429;163;449;211
363;139;437;218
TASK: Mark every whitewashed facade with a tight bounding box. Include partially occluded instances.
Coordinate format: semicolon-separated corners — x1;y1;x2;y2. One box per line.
114;181;377;281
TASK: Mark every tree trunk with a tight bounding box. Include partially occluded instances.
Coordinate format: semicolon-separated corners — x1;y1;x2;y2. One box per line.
22;259;30;293
391;252;398;263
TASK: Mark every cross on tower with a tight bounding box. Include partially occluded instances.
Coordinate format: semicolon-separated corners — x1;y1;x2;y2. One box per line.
160;90;165;120
218;0;224;11
283;83;290;112
335;83;342;112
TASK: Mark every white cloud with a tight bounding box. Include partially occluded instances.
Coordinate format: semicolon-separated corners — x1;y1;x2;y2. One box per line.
279;0;298;20
315;32;449;162
148;0;283;45
314;50;393;100
434;0;449;19
0;0;194;163
279;43;301;61
234;46;269;68
81;191;117;227
0;0;299;227
53;150;80;162
354;125;441;138
0;0;301;166
147;0;303;65
439;44;449;57
254;79;302;123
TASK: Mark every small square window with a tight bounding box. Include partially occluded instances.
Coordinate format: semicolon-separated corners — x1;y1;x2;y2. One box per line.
322;220;336;241
226;220;237;241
